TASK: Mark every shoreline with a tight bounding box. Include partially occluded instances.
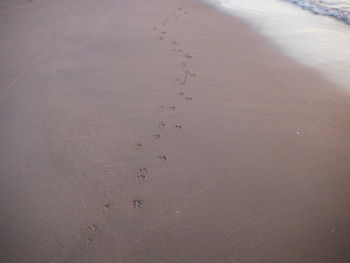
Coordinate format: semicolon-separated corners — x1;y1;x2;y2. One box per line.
1;0;350;262
202;0;350;91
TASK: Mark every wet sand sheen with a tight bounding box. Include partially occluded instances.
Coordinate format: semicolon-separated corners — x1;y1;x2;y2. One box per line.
0;0;349;262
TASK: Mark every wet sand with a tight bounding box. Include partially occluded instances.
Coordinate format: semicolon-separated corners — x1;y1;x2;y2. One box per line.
0;0;349;262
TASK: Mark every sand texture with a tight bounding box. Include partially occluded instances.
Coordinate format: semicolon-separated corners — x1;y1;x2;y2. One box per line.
0;0;349;262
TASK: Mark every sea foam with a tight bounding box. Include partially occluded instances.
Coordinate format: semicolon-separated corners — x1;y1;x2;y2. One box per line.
284;0;350;24
202;0;350;90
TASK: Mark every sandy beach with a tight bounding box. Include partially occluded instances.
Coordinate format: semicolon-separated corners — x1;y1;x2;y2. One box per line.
0;0;349;262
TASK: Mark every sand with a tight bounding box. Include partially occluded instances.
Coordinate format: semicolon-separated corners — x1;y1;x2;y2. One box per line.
0;0;349;262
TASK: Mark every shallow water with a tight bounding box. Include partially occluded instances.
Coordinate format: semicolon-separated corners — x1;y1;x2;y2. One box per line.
203;0;350;91
284;0;350;24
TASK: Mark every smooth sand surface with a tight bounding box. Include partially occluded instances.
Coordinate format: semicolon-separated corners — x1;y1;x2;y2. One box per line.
0;0;349;262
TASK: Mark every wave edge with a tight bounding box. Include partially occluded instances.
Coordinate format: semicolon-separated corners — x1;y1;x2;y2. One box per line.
284;0;350;24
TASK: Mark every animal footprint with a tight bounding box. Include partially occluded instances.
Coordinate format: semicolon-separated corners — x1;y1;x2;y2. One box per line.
185;96;192;101
180;72;188;85
185;70;196;77
159;37;164;40
178;91;184;96
133;199;143;208
158;154;168;161
137;168;148;179
161;31;166;34
171;41;178;45
101;203;111;209
158;121;166;129
175;124;182;130
86;224;98;233
168;106;176;110
185;54;193;59
153;134;161;140
135;143;142;150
